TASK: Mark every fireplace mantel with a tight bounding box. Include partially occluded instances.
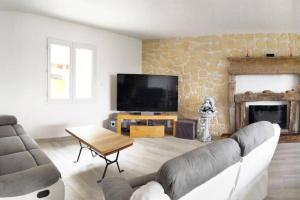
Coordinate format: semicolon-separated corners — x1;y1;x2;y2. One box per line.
227;56;300;133
228;56;300;75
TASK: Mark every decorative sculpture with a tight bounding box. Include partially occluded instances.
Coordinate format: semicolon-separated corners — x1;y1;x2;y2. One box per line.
197;97;217;142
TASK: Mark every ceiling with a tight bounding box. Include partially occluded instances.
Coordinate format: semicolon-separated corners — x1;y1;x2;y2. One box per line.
0;0;299;40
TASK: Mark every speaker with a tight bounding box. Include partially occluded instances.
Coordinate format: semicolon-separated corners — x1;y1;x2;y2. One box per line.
108;119;117;132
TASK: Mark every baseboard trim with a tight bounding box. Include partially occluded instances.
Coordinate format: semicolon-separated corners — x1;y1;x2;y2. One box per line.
35;136;74;143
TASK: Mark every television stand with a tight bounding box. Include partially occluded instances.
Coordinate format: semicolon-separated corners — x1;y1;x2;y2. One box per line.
117;113;178;137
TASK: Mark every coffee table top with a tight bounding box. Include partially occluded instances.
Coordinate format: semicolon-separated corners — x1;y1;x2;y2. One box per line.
66;125;134;156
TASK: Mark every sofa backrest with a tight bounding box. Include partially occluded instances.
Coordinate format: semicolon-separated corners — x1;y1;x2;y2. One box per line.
156;138;241;200
0;115;20;139
0;115;17;127
230;122;280;200
179;160;240;200
231;121;275;156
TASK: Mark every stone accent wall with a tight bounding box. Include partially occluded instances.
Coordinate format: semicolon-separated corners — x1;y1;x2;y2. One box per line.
142;33;300;135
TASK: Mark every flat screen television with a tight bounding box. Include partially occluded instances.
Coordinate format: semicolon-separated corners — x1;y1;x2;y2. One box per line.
117;74;178;112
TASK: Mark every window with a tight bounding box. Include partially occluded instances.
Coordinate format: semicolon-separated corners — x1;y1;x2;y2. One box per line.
48;39;95;102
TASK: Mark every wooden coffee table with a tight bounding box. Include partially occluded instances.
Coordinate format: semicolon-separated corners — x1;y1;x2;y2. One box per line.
65;125;134;182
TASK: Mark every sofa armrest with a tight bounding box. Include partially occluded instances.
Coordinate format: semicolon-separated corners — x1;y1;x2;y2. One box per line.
100;177;133;200
128;173;157;189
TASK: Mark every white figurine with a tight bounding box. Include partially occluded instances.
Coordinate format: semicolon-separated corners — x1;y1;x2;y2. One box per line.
199;97;216;114
198;97;217;142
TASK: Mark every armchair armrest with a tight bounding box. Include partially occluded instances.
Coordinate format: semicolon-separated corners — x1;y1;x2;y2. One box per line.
100;177;133;200
128;173;157;189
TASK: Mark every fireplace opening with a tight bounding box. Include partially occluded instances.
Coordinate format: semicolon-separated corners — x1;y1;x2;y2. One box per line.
249;105;288;129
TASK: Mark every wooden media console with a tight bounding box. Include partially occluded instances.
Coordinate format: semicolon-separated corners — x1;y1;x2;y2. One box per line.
117;113;178;138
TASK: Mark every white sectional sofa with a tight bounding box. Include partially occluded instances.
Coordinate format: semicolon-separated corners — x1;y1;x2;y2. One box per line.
101;121;280;200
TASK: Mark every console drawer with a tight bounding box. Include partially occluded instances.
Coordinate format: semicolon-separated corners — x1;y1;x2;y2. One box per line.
130;125;165;138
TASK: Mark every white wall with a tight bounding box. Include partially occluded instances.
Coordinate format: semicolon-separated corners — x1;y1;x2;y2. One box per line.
236;75;299;93
0;11;142;138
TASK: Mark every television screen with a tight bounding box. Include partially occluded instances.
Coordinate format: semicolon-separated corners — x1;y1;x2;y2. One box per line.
117;74;178;112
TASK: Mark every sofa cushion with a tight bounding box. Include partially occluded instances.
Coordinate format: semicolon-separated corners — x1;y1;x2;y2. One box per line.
0;151;37;175
30;149;52;165
156;138;241;200
101;177;134;200
0;115;17;126
13;124;27;135
0;164;61;197
19;135;39;150
0;125;17;138
0;136;26;156
231;121;274;156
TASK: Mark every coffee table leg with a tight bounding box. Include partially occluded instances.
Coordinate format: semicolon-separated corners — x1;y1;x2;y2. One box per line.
115;151;124;173
97;151;124;183
74;141;83;163
101;161;109;179
97;160;110;183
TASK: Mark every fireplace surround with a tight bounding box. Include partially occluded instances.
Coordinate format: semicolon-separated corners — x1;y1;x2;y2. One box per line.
233;90;298;132
228;56;300;133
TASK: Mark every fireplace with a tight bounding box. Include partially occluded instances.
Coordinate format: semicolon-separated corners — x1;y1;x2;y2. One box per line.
249;105;288;129
227;56;300;133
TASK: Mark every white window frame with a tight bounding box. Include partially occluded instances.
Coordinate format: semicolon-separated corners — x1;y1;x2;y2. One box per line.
47;38;96;103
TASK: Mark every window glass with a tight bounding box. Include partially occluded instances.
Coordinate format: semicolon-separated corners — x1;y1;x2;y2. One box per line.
49;44;70;99
75;48;93;99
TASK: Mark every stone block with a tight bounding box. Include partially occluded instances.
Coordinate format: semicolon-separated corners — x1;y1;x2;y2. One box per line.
267;39;277;49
